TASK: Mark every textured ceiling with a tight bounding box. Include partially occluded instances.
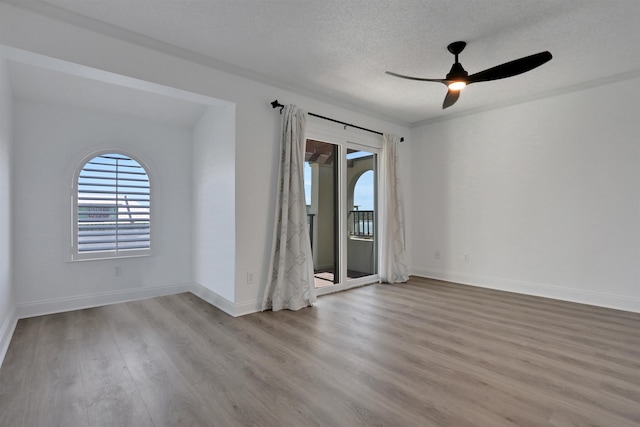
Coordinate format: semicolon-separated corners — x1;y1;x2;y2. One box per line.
7;0;640;125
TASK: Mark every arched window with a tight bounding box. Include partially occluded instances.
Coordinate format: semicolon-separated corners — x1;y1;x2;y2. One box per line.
73;152;151;260
350;169;375;239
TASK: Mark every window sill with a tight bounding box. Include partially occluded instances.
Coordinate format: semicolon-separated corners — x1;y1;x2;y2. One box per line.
69;251;151;262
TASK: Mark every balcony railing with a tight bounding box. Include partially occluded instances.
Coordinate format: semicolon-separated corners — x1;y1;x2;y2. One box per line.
350;210;374;238
306;211;374;248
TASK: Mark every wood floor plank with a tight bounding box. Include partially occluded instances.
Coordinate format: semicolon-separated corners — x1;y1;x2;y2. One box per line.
104;302;215;427
242;311;504;427
75;308;134;393
344;286;640;381
0;392;26;427
224;325;426;426
296;306;539;425
1;278;639;426
337;288;640;398
22;332;89;427
126;297;229;386
134;381;213;427
324;283;640;425
0;317;42;396
85;380;154;427
268;304;556;426
22;389;88;427
187;373;277;427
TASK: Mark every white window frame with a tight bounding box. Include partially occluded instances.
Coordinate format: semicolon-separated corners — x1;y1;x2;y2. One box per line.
69;149;153;261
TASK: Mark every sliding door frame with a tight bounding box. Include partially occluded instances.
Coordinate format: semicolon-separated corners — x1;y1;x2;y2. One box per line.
306;118;383;296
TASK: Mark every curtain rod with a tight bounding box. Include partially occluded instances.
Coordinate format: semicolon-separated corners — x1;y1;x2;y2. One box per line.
270;100;404;142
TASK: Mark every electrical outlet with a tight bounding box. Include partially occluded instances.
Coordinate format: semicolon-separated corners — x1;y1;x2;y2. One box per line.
464;254;470;263
435;250;441;260
247;272;254;284
115;266;122;276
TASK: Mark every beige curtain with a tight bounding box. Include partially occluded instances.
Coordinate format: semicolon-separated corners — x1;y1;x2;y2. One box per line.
379;134;409;283
262;105;317;311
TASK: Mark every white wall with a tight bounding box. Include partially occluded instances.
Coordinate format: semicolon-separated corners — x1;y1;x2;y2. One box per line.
192;104;236;310
0;4;410;315
12;100;194;315
410;77;640;312
0;54;16;364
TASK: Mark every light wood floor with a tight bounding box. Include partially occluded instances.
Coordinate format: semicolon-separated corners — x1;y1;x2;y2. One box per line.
1;277;639;426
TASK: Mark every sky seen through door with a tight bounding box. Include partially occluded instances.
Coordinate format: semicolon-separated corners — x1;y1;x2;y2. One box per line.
304;150;374;209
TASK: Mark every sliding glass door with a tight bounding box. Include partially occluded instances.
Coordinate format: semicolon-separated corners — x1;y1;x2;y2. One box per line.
305;139;338;288
304;131;380;293
346;149;377;280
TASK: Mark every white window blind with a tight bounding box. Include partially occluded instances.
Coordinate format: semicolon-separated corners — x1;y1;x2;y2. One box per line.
76;153;150;257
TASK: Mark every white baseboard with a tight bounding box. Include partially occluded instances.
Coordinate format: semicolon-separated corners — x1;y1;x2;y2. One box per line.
412;268;640;313
191;283;236;317
190;283;261;317
190;283;236;316
0;306;18;369
16;283;195;319
234;298;261;317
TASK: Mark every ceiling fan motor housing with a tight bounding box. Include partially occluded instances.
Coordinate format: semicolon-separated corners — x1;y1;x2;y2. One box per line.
446;62;468;81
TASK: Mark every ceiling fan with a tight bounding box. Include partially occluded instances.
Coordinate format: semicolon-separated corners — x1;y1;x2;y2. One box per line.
386;41;552;109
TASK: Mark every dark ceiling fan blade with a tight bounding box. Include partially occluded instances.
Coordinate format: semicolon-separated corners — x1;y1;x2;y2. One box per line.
443;89;460;109
467;51;552;84
385;71;446;83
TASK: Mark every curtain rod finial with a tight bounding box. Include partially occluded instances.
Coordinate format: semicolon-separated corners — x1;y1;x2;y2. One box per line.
271;100;285;114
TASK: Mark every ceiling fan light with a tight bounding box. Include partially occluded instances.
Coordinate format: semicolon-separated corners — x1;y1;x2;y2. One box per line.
448;81;467;90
